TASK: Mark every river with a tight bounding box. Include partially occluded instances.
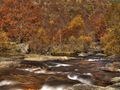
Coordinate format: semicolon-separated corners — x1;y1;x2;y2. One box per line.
0;55;120;90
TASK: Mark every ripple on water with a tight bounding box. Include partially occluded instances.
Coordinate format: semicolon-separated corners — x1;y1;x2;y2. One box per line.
17;67;62;74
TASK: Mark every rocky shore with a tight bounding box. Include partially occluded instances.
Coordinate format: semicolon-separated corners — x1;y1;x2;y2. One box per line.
66;83;120;90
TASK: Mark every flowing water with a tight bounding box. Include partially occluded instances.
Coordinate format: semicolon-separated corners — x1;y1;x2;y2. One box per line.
0;56;120;90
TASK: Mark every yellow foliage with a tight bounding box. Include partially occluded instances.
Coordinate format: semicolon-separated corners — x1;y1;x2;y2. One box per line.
68;15;84;29
0;31;9;49
0;31;18;55
79;35;92;44
0;31;8;43
101;28;120;55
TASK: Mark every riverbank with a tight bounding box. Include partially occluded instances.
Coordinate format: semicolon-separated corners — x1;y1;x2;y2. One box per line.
0;55;24;70
24;54;77;61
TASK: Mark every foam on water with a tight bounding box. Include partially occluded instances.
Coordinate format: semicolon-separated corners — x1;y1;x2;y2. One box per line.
67;74;92;85
48;63;71;68
22;67;41;72
34;69;47;74
0;80;18;87
78;77;92;85
40;84;68;90
67;74;78;80
88;58;105;61
18;67;62;74
88;59;99;61
19;68;47;73
83;73;92;76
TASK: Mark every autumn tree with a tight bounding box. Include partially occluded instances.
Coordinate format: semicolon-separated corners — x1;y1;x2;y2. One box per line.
101;28;120;55
101;1;120;56
54;14;93;53
0;30;9;51
29;28;50;54
0;0;41;43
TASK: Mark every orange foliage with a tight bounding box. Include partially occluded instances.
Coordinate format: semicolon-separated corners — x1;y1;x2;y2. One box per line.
0;0;41;42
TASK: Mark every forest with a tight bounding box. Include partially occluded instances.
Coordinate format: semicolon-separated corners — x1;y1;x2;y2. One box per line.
0;0;120;56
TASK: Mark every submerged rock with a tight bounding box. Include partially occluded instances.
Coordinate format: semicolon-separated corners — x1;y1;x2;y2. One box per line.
65;84;104;90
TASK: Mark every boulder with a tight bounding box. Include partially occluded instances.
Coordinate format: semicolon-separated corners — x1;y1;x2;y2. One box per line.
106;83;120;90
17;43;29;54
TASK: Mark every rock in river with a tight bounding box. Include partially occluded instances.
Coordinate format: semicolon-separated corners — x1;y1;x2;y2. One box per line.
65;84;117;90
111;77;120;83
101;62;120;72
